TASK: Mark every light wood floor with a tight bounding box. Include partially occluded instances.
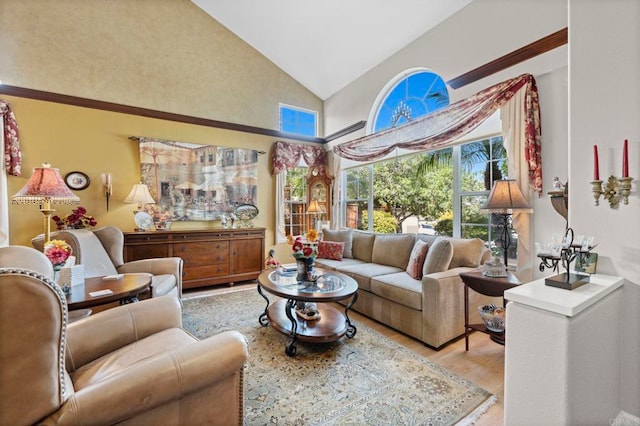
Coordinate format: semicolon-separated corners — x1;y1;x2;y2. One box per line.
185;283;505;425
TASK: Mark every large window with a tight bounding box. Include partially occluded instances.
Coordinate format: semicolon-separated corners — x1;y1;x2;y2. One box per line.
283;168;309;237
340;136;507;244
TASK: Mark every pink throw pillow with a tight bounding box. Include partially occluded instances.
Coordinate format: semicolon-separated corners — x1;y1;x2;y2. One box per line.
406;240;430;279
318;240;345;260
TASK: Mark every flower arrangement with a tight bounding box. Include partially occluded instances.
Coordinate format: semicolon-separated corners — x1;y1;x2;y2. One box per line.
306;228;319;243
52;206;97;230
144;204;173;229
289;233;318;259
44;240;72;270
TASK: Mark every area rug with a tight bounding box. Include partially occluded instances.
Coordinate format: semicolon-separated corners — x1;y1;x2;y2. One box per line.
182;288;495;425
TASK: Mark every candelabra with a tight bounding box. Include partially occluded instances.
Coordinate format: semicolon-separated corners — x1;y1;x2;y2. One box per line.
591;140;633;208
590;176;633;208
539;228;594;290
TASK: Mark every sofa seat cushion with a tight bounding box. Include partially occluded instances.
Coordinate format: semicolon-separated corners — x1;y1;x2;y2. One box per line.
315;257;365;271
70;328;196;390
335;263;402;292
150;274;177;297
370;272;422;311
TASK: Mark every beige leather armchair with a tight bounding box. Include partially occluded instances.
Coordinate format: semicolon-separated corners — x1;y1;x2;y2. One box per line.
0;246;248;426
33;226;183;299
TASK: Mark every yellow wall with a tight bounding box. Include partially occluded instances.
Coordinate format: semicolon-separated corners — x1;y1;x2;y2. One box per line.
0;0;322;132
4;94;296;253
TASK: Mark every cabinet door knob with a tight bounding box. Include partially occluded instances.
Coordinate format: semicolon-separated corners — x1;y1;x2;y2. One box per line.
216;256;222;261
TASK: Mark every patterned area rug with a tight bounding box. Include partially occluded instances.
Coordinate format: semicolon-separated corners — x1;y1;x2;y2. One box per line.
182;288;495;425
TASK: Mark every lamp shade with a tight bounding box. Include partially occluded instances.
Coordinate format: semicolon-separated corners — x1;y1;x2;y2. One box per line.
481;180;533;214
124;183;155;204
12;163;80;205
306;200;323;214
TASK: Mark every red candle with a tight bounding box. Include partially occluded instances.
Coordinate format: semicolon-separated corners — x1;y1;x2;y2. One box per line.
623;139;629;178
593;145;600;181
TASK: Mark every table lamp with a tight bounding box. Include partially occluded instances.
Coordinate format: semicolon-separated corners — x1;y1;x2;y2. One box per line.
124;183;155;231
12;163;80;244
480;179;533;268
306;200;323;231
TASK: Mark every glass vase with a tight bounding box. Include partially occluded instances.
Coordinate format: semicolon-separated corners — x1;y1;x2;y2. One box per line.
295;256;315;282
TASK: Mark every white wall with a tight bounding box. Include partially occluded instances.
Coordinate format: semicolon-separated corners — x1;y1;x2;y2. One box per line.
569;0;640;416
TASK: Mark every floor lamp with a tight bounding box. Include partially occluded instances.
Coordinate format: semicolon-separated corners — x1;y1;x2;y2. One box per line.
481;179;533;268
12;163;80;244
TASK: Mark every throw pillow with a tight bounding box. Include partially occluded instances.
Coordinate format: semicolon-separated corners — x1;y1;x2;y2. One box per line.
447;238;486;268
317;240;345;260
405;240;430;280
322;228;353;258
423;237;454;275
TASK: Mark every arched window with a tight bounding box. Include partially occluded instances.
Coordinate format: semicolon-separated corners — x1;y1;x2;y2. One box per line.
368;68;450;134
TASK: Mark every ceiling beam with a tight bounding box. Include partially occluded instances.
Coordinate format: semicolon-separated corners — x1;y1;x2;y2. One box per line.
0;84;325;144
447;27;568;89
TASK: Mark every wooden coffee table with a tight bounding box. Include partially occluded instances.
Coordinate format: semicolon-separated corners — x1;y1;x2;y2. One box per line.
257;268;358;356
66;273;152;311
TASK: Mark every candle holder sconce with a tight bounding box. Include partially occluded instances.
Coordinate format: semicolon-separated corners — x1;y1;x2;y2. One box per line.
591;175;633;208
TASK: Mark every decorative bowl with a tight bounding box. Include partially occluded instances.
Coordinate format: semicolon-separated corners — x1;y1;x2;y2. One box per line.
478;305;506;333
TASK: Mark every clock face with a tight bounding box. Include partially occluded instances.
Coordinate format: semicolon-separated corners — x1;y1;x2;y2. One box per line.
65;171;90;190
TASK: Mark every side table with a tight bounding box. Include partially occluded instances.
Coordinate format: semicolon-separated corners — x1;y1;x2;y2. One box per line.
460;269;521;351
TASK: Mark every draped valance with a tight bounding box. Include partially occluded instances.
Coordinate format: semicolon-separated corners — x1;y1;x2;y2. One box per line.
0;100;21;176
272;141;327;175
333;73;542;195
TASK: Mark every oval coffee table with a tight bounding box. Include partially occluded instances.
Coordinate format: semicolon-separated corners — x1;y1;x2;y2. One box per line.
257;268;358;356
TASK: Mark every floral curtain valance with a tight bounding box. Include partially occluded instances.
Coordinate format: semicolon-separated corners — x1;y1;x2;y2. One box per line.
333;74;542;195
272;141;327;175
0;100;22;176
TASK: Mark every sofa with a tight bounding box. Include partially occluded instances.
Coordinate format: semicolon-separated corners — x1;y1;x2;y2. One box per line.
0;245;247;426
314;229;500;349
32;226;183;299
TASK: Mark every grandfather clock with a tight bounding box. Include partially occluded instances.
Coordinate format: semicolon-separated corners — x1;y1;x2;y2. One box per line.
306;165;333;230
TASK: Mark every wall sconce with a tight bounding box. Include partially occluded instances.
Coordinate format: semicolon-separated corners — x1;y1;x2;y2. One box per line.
591;141;633;208
101;173;112;210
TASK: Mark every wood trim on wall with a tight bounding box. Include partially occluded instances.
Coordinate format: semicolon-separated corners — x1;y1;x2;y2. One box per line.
0;84;325;144
324;121;366;142
447;27;568;89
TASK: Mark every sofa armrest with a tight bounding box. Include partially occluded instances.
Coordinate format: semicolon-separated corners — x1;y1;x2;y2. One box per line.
421;266;502;348
45;331;248;426
420;267;477;348
65;296;182;370
118;257;183;295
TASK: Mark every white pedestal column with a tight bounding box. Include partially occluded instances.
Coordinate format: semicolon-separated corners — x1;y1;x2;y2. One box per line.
504;274;624;425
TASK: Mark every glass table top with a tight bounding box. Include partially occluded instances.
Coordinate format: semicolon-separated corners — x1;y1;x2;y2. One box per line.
268;270;346;293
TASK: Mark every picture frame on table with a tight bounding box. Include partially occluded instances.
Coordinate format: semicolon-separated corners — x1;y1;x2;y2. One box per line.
575;252;598;274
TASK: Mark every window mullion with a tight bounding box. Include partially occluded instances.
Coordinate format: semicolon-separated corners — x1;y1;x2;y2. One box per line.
452;145;462;238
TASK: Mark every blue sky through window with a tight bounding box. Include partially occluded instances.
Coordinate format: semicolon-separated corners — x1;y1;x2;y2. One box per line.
280;105;317;137
373;71;449;133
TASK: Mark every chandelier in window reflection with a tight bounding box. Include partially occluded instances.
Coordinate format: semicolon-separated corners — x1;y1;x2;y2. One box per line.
391;101;412;127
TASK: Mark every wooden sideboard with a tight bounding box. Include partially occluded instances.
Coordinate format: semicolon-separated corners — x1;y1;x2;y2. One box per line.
124;228;265;289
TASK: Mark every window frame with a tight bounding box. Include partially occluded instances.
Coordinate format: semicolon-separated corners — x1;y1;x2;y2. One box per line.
279;103;318;137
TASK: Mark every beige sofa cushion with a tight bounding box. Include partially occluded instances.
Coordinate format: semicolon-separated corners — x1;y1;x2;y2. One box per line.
371;233;415;269
447;237;486;268
322;228;353;258
423;237;453;275
352;231;376;262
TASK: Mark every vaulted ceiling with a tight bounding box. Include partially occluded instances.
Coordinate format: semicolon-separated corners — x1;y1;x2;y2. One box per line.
191;0;473;100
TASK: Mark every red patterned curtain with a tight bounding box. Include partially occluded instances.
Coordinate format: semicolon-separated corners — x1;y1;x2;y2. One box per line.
0;100;22;176
272;141;327;175
333;74;542;196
